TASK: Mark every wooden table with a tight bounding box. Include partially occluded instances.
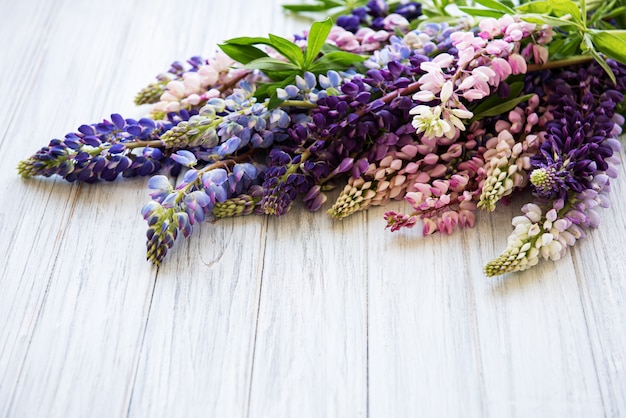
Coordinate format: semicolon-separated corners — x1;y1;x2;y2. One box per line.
1;0;625;416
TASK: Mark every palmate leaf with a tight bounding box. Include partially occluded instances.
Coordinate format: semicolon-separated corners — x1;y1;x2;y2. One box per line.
473;0;515;13
282;0;343;12
547;34;582;59
268;33;305;67
546;0;582;21
305;18;333;66
282;4;336;12
515;1;552;14
282;0;367;18
458;6;506;17
224;36;271;45
308;51;366;72
518;13;582;29
242;57;299;72
590;29;626;64
218;43;269;64
470;93;534;121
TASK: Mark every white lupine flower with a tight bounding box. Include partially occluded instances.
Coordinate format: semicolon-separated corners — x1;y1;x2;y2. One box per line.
409;105;453;139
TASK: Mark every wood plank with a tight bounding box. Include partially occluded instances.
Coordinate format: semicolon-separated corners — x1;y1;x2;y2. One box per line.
366;202;486;417
2;0;626;416
126;2;314;418
247;204;369;418
471;202;606;418
0;0;181;415
366;187;625;417
126;216;268;417
572;158;626;417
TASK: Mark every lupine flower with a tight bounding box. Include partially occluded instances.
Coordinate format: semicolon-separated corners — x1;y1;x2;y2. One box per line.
18;1;626;275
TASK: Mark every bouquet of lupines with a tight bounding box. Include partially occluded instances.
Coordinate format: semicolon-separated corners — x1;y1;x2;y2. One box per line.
18;0;626;276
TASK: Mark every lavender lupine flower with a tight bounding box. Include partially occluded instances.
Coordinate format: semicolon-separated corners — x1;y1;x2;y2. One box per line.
143;160;264;264
17;114;187;182
486;61;626;276
259;72;379;216
259;146;323;216
529;91;623;200
160;82;292;161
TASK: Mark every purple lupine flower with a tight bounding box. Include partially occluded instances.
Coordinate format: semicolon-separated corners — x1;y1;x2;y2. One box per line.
530;78;623;200
17;114;191;183
144;159;264;264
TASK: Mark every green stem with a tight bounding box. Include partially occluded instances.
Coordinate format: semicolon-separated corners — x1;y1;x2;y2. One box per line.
526;55;593;72
281;99;318;108
85;139;165;156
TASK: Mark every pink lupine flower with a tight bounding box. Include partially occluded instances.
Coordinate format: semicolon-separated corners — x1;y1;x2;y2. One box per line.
328;27;360;51
508;54;527;74
451;31;487;50
384;211;418;231
382;13;410;31
432;52;455;68
491;58;512;84
485;39;512;55
478;18;503;38
417;68;446;92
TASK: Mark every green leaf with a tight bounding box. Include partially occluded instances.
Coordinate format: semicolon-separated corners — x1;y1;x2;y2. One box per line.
516;1;552;14
458;6;505;17
218;43;269;65
267;93;283;110
546;0;581;20
305;18;333;67
472;93;534;121
225;36;271;46
474;0;515;13
317;0;343;5
282;4;334;12
268;34;304;67
548;35;583;58
519;13;581;29
263;70;300;80
308;51;365;73
589;30;626;65
589;48;617;84
243;57;299;73
282;0;343;11
320;42;342;54
603;6;626;19
254;74;297;102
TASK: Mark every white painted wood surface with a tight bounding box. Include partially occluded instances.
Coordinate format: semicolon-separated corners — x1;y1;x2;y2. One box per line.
1;0;625;417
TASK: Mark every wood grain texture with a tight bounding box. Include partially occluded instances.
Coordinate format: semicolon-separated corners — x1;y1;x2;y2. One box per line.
1;0;625;417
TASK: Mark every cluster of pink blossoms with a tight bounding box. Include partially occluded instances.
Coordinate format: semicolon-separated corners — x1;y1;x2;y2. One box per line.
150;51;246;117
293;13;411;54
409;15;551;141
385;15;553;235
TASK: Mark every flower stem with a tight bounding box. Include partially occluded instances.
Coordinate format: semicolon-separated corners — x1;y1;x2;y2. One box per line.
527;55;593;72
